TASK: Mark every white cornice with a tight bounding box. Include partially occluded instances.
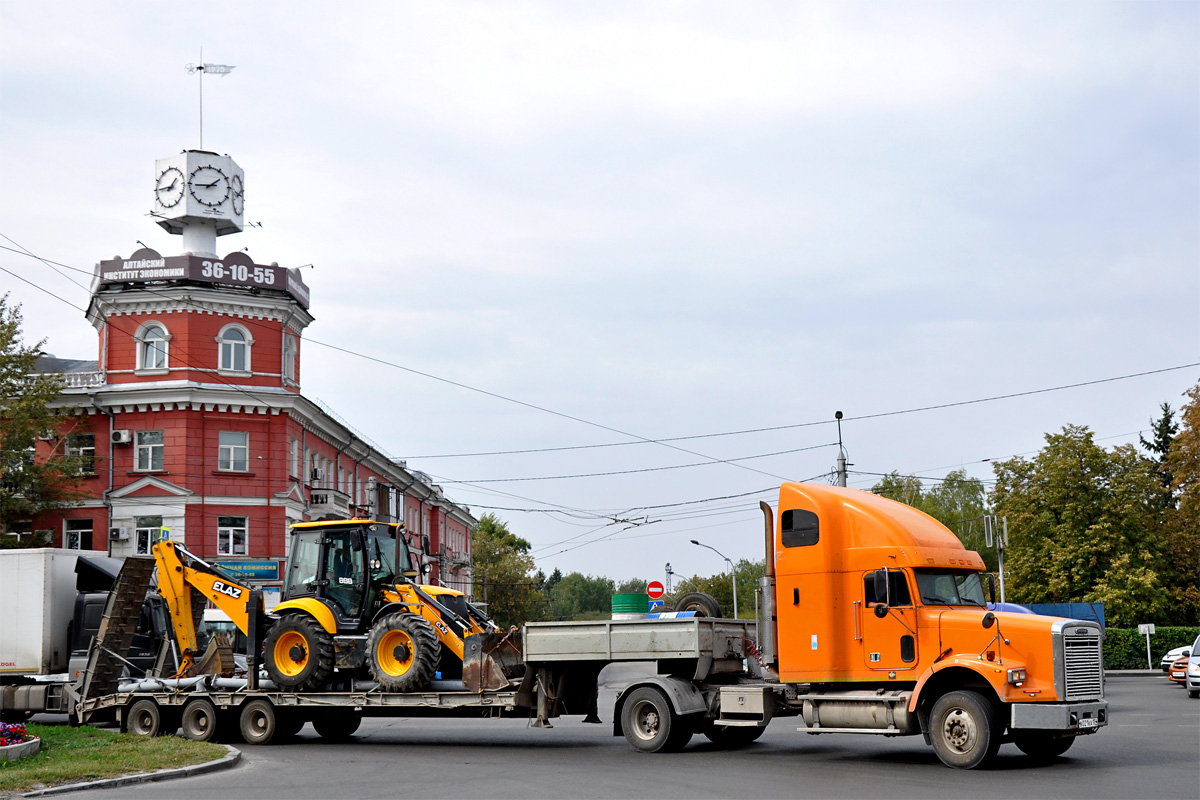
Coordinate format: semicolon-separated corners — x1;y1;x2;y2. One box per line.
87;285;314;333
110;474;194;498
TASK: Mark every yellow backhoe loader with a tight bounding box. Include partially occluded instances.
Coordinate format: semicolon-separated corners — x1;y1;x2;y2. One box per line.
151;519;522;693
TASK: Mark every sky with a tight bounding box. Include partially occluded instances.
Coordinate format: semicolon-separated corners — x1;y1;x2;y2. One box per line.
1;2;1197;584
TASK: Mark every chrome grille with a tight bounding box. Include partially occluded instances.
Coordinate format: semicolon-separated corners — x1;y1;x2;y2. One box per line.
1063;629;1104;700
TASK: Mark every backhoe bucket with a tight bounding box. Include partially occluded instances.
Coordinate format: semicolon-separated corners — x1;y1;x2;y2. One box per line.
462;629;525;693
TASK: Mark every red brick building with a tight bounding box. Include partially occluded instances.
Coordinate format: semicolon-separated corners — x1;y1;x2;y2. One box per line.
17;150;474;604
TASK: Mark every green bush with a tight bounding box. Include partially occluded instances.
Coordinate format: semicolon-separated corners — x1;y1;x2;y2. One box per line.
1104;626;1199;670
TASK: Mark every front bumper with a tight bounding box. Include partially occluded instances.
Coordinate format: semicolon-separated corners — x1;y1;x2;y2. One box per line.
1010;700;1108;733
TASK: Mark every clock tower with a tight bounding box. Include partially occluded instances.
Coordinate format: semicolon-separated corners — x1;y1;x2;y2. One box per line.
153;150;245;256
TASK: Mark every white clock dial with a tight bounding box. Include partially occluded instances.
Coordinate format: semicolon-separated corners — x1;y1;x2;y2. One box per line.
230;174;245;216
188;165;230;208
155;167;185;209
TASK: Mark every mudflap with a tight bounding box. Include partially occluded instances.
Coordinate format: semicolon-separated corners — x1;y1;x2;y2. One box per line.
462;629;526;693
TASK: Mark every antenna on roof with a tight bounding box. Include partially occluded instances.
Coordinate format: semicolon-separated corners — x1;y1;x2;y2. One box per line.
185;48;236;150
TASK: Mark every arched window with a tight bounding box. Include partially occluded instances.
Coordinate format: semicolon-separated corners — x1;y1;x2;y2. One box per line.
217;324;252;373
136;323;169;370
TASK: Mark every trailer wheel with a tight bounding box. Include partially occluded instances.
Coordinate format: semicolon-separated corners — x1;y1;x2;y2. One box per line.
275;712;305;739
674;592;722;618
621;687;693;753
181;698;219;742
264;615;335;691
239;699;278;745
125;699;164;737
366;613;438;692
701;722;765;749
928;690;1001;769
312;711;362;741
1012;730;1076;760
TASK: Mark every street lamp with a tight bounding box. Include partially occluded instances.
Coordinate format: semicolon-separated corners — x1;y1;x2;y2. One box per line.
690;539;737;618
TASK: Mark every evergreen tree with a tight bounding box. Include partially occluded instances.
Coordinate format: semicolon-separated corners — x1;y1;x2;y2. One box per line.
1141;402;1179;506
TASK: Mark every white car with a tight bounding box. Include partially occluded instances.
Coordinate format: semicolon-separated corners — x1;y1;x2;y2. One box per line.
1186;635;1200;699
1161;644;1191;672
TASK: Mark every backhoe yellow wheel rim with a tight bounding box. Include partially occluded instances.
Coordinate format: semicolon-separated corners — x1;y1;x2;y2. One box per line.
376;629;416;677
273;630;310;677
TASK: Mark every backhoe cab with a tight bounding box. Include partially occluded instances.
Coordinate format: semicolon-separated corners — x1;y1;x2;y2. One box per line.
264;520;521;693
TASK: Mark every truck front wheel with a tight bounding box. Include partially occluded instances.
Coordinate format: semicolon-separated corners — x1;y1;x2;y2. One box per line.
1012;730;1076;760
928;690;1001;769
621;687;693;753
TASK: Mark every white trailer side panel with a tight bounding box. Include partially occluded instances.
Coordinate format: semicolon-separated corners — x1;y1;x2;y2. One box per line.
0;549;81;675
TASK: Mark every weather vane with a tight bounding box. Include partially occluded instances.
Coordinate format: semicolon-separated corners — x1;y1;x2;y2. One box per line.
185;48;235;150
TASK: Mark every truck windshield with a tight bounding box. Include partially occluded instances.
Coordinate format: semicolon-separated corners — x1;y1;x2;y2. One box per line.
914;569;987;607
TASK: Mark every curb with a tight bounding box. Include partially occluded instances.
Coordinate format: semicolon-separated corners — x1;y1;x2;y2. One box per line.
21;744;240;797
1106;669;1169;676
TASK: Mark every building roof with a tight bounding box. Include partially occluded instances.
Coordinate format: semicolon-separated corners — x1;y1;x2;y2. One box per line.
33;355;100;374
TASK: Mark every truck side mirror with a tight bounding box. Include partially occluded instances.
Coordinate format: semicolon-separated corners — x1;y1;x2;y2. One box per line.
350;531;363;551
873;603;889;618
982;612;996;629
422;534;433;557
986;574;997;604
873;569;889;606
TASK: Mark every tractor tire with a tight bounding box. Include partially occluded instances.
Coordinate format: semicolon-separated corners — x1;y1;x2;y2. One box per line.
674;592;722;618
701;721;765;749
367;612;439;692
264;615;335;691
928;690;1002;769
1012;730;1076;760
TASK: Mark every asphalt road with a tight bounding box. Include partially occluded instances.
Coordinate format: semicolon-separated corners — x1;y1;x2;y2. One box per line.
53;674;1200;800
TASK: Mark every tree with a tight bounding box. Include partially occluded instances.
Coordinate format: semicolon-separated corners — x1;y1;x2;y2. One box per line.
989;425;1168;626
870;469;992;569
1162;384;1200;624
548;573;615;620
673;559;764;619
0;294;84;542
470;513;546;628
1141;402;1179;507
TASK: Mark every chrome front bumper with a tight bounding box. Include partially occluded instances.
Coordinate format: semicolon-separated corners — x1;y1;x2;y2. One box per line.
1010;700;1108;733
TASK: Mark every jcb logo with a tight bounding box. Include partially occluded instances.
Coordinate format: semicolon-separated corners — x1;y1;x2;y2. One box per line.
213;580;243;600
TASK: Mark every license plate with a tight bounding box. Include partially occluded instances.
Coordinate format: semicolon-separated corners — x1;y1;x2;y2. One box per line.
1078;717;1099;729
1172;671;1184;678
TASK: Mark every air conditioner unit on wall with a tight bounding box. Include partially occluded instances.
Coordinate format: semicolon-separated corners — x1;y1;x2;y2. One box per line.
109;527;128;540
111;430;133;444
311;468;324;481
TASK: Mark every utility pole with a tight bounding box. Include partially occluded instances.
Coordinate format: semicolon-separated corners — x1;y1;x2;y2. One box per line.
835;411;848;487
984;515;1008;603
664;562;674;594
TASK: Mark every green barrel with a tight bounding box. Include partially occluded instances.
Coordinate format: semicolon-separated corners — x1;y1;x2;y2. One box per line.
611;593;650;618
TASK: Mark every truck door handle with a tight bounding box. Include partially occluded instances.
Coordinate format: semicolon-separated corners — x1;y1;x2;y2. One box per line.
793;588;799;605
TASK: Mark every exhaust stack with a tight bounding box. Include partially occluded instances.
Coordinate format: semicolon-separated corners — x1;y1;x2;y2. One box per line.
759;501;778;669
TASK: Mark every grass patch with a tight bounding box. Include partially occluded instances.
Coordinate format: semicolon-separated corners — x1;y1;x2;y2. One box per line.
0;723;226;795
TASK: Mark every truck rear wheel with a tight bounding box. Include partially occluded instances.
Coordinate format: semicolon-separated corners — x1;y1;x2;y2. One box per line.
621;687;694;753
239;699;278;745
264;615;335;691
701;721;765;749
125;699;164;737
674;592;722;618
928;690;1001;769
181;698;219;742
1012;730;1076;760
312;711;362;741
367;613;438;692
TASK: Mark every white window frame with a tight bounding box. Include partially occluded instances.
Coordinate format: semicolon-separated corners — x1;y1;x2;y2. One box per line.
218;431;250;472
64;518;94;550
135;430;164;471
134;515;163;555
67;433;96;475
283;335;297;382
135;322;171;372
290;438;300;477
217;516;248;555
216;323;253;374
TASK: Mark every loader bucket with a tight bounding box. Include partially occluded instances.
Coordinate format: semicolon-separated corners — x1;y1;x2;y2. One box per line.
462;629;525;693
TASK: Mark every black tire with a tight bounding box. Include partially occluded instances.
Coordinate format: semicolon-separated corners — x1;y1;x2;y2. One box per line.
701;721;766;749
621;687;693;753
125;699;163;737
312;711;362;741
1012;730;1076;760
928;690;1001;769
264;615;335;691
366;613;439;692
275;712;305;739
674;592;722;618
239;699;278;745
0;710;34;723
181;698;219;742
1189;689;1200;699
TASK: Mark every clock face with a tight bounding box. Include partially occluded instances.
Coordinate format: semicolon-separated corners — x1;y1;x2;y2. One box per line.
230;174;245;216
155;167;185;209
188;165;230;208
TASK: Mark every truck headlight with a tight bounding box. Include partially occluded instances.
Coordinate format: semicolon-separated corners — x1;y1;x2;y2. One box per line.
1007;668;1026;684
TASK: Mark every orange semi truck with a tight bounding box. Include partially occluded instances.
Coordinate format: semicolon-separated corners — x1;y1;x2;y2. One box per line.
73;483;1105;769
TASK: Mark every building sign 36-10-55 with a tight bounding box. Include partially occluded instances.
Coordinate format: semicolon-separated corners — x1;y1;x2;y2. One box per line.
96;250;310;308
